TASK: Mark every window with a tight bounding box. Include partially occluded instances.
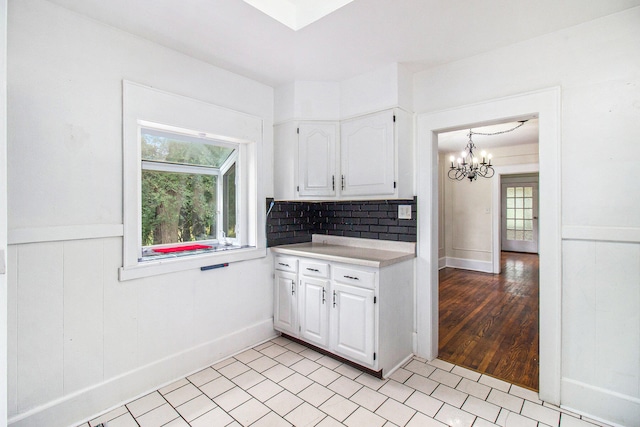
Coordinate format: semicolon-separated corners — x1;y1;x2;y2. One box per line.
121;81;265;280
139;128;240;260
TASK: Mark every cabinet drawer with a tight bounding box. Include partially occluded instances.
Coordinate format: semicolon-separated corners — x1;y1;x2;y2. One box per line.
333;266;375;288
275;256;298;273
300;260;330;278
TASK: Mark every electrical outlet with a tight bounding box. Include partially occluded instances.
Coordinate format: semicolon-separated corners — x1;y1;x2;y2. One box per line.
398;205;412;220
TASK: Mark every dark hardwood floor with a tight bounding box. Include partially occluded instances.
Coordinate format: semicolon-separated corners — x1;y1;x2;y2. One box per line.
438;252;539;390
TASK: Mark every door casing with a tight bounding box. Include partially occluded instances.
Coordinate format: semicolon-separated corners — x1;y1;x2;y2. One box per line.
416;87;562;405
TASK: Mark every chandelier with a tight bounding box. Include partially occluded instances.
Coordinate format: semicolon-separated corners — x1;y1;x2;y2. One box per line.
447;120;528;182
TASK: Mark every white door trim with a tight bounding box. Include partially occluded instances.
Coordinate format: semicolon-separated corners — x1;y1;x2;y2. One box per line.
416;87;562;404
492;164;539;273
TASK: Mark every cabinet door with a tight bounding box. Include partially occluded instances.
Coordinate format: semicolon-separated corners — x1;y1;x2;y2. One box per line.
340;110;395;196
300;276;330;348
274;270;298;336
298;122;337;197
330;282;375;367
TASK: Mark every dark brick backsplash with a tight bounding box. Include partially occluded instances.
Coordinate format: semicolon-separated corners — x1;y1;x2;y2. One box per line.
266;197;417;247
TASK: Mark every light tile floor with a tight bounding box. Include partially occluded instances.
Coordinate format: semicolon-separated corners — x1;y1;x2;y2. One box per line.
79;336;612;427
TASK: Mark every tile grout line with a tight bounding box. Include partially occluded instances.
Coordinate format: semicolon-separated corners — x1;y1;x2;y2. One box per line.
85;337;612;427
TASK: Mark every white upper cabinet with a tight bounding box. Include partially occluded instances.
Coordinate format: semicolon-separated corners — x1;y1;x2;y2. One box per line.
340;110;395;197
298;122;338;197
273;108;413;201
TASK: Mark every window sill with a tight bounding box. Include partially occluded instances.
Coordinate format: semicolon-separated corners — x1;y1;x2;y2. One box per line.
118;246;266;281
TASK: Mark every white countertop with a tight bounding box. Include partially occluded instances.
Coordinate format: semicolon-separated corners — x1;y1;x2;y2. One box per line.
270;235;416;268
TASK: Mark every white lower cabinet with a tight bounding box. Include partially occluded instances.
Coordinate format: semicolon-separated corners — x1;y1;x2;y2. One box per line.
273;254;413;377
274;257;298;336
300;276;330;347
330;282;375;366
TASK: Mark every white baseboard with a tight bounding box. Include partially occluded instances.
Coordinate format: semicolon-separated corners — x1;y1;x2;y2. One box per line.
9;319;276;427
561;378;640;427
445;257;493;273
438;257;446;270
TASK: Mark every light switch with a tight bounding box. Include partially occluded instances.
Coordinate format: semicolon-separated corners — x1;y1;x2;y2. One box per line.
398;205;412;220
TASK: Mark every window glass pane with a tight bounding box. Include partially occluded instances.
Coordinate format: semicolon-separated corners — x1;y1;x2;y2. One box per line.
223;163;237;238
507;209;515;219
141;170;217;246
141;130;235;168
507;198;515;208
524;186;533;197
515;187;523;197
515;209;524;219
507;230;515;240
507;187;514;197
524;198;533;208
507;219;515;230
515;230;524;240
515;219;524;230
524;209;533;219
515;198;524;208
524;230;533;241
524;220;533;230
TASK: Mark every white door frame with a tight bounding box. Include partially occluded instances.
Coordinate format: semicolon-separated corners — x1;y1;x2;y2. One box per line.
416;87;562;404
492;164;539;273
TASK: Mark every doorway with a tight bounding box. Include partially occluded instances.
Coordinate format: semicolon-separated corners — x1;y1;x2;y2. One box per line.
437;124;540;389
415;87;562;404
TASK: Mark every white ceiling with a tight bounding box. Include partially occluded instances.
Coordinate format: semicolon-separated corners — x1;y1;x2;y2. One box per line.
45;0;640;87
437;119;539;154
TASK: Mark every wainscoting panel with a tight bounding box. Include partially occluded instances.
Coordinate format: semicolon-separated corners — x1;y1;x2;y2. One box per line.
562;239;640;426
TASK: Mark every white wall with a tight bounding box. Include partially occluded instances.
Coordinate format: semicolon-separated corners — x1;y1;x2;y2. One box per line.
274;80;341;123
0;0;8;425
441;143;539;271
7;0;275;425
415;7;640;426
274;63;414;124
340;63;413;118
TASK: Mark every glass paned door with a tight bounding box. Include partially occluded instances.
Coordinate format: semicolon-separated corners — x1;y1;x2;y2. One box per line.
501;180;538;253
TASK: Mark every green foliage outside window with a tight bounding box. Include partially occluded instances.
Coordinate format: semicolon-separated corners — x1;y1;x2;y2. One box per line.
140;131;237;247
141;171;217;246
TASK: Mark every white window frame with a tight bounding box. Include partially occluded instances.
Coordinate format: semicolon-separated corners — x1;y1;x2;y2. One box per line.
120;81;265;281
218;150;239;244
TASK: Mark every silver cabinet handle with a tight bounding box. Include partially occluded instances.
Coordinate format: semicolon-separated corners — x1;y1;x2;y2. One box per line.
291;280;295;295
322;288;326;304
306;268;320;272
344;275;359;281
278;262;290;268
332;290;337;308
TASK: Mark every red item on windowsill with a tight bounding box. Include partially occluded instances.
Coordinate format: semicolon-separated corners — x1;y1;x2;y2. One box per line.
153;244;212;253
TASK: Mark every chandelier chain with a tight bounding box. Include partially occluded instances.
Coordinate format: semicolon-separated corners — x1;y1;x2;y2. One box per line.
469;120;528;137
